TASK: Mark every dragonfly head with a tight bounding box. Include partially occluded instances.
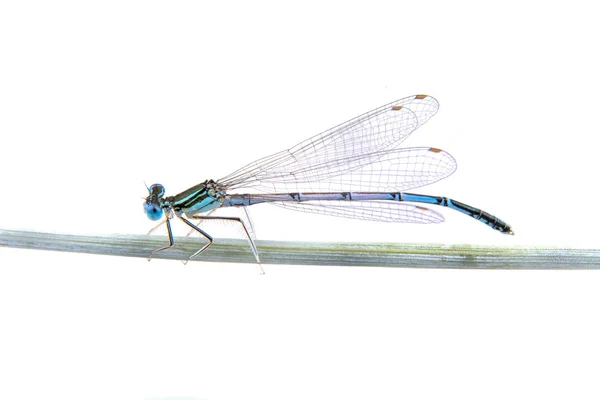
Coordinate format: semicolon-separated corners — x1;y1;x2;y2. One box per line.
144;183;165;221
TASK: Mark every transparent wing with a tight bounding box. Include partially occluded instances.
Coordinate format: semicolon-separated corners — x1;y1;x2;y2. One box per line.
218;95;439;192
272;201;445;224
252;147;457;193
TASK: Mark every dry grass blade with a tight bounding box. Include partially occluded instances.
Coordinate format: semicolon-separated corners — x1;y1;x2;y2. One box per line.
1;228;599;269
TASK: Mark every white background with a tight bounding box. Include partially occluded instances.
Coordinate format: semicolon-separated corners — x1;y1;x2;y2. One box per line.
1;1;599;399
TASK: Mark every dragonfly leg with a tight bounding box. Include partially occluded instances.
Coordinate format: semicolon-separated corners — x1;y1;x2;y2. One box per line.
190;215;263;272
185;209;216;237
148;215;174;261
147;219;166;235
178;216;214;265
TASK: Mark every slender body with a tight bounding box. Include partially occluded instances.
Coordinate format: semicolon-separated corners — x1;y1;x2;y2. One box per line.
144;95;513;263
225;190;511;233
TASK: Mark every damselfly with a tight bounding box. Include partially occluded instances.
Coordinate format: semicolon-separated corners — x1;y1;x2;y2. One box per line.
144;95;513;263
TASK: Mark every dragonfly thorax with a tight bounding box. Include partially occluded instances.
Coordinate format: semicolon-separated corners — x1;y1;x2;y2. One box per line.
167;179;226;217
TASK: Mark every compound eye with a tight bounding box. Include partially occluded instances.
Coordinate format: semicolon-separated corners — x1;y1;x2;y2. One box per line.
144;202;163;221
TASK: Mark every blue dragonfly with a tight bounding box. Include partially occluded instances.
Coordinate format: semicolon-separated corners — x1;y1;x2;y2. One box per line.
144;95;512;264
